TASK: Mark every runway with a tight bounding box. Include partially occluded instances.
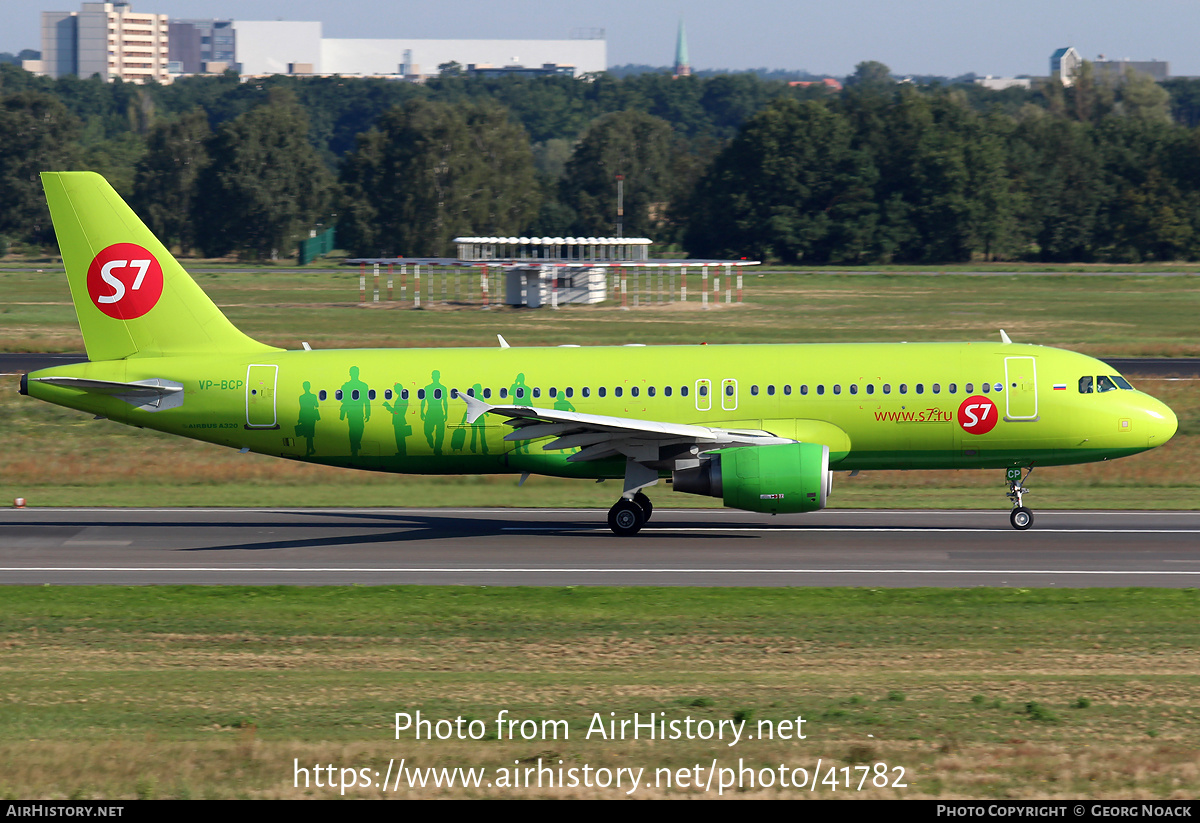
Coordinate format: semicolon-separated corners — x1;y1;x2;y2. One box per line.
1;507;1197;587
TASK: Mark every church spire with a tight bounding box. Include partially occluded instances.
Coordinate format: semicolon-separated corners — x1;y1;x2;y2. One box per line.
673;18;691;77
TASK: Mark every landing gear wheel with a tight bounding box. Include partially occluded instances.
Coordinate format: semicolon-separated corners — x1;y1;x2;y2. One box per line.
1005;466;1035;531
633;491;653;522
608;499;645;536
1010;506;1034;530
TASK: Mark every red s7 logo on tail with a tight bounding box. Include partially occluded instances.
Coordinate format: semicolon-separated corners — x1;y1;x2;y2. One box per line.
86;243;163;319
957;395;998;434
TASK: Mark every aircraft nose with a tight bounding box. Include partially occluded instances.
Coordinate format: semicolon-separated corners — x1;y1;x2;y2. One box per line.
1144;397;1178;449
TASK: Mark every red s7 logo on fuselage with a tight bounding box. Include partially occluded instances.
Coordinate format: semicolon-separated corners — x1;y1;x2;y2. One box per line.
86;243;164;319
957;395;998;434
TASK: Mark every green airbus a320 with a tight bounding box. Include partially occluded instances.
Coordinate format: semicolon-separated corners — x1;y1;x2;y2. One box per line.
21;172;1179;534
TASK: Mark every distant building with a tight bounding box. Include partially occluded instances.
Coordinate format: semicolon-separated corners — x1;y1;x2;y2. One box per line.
673;19;690;78
168;19;236;74
974;76;1032;91
233;20;605;78
1050;46;1081;86
789;78;844;92
1093;57;1169;82
42;2;170;83
466;63;576;79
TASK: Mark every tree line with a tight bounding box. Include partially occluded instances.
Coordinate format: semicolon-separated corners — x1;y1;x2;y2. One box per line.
3;60;1200;263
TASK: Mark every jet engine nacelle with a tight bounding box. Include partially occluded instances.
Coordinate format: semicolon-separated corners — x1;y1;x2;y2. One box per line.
672;442;832;514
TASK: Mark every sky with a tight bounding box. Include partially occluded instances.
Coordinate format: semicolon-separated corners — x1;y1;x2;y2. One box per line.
6;0;1200;78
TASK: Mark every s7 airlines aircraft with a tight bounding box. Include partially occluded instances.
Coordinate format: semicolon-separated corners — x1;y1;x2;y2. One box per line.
21;172;1179;534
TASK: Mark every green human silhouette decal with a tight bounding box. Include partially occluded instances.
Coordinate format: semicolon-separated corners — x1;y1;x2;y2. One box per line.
421;370;449;456
458;382;489;454
382;382;412;456
295;381;321;456
339;366;371;457
509;372;533;453
554;391;575;413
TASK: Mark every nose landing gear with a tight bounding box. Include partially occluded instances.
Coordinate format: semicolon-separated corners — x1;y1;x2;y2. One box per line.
1006;466;1034;530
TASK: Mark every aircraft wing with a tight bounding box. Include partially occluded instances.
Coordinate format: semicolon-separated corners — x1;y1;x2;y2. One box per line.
460;393;794;467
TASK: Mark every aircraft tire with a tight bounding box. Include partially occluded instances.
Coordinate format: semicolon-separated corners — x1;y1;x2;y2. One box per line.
633;491;653;522
1010;506;1034;530
608;499;645;536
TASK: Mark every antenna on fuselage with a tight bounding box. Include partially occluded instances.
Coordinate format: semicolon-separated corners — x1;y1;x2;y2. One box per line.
999;329;1013;344
497;334;511;349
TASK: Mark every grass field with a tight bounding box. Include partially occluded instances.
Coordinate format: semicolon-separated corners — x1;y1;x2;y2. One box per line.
3;264;1198;800
2;265;1198;510
2;586;1198;799
2;264;1199;356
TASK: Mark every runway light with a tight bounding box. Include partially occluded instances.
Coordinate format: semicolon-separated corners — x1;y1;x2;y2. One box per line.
13;498;26;508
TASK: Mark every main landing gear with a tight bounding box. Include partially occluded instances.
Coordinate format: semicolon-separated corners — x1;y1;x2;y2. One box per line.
1006;466;1034;530
608;491;653;536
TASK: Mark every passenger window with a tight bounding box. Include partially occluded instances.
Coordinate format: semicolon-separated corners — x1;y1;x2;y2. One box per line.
598;387;606;397
750;385;759;396
783;385;792;396
465;388;473;398
449;389;457;399
566;387;574;398
335;389;343;400
767;385;775;396
319;390;327;401
817;385;825;396
352;390;360;401
832;384;841;395
849;384;858;395
648;386;656;397
882;384;891;395
681;386;689;397
1097;375;1118;393
369;389;376;400
725;384;734;397
500;388;508;398
416;389;425;400
800;385;808;396
932;384;940;394
433;389;443;400
915;384;923;395
866;384;875;395
549;387;557;398
615;387;623;397
981;383;989;394
533;387;541;398
481;388;490;399
965;383;974;393
515;388;524;399
403;389;411;400
582;387;590;398
899;384;907;395
385;389;393;400
664;386;672;397
631;387;639;397
699;385;708;397
948;383;956;394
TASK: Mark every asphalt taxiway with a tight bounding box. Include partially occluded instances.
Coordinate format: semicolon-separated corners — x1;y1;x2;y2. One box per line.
1;507;1197;587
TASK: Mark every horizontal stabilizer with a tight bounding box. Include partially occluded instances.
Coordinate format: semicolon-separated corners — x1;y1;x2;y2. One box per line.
29;376;184;412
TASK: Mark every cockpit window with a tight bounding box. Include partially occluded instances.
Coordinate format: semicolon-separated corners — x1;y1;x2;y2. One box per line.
1112;375;1133;390
1096;375;1118;393
1078;376;1093;394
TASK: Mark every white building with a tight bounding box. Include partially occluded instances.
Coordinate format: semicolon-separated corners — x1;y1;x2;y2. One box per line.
232;20;606;78
42;2;170;83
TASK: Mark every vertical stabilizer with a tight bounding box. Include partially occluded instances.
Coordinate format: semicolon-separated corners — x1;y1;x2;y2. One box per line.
41;171;281;361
